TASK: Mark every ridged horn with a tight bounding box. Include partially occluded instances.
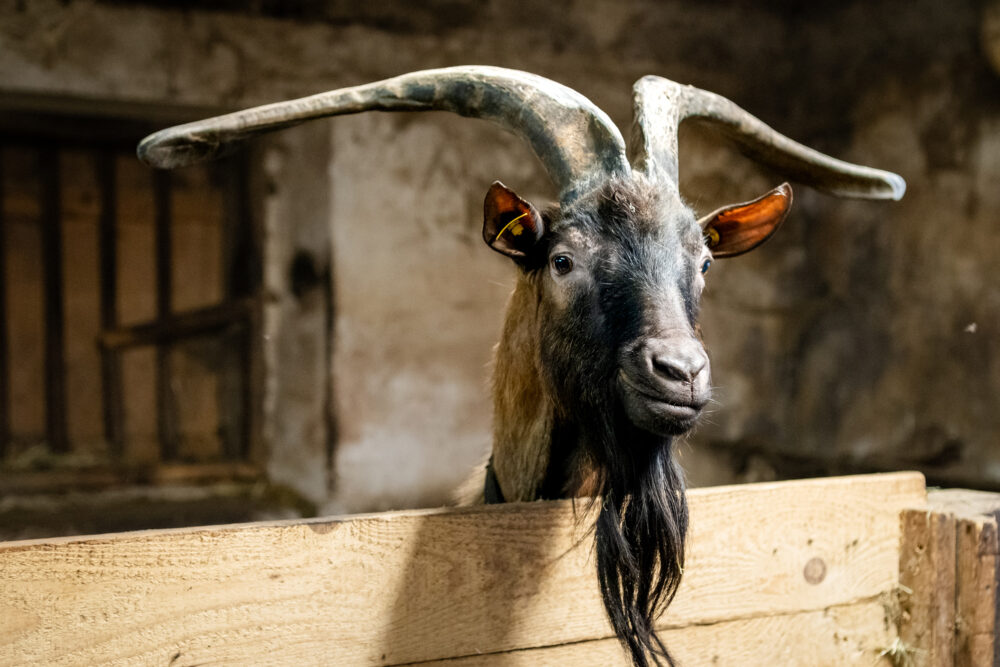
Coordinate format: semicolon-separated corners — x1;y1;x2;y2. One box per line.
138;66;630;204
629;75;905;201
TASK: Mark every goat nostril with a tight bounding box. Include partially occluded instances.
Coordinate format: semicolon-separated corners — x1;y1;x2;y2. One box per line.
652;352;707;383
653;355;692;382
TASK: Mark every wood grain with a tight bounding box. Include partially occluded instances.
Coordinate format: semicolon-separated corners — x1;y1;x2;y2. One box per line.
0;472;925;666
419;600;896;666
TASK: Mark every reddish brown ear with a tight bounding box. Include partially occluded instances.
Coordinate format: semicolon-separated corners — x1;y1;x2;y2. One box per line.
483;181;545;260
699;183;793;258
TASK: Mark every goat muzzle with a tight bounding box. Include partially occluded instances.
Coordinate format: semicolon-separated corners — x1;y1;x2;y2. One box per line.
619;336;711;435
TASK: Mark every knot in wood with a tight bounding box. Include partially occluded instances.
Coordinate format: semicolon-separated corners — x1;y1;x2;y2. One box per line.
803;556;827;585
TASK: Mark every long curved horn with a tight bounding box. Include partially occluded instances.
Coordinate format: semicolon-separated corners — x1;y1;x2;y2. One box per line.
138;66;630;204
629;75;905;200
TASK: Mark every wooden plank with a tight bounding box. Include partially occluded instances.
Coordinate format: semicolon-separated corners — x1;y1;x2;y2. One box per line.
955;514;998;667
899;508;956;666
0;472;924;666
419;600;896;667
928;490;1000;667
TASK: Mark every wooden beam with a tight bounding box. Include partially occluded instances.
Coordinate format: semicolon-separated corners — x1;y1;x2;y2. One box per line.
97;299;252;350
0;472;924;666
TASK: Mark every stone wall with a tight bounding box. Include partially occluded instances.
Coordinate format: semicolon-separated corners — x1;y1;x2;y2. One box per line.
1;0;998;515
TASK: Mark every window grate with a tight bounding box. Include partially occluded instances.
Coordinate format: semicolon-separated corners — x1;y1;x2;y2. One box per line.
0;113;259;483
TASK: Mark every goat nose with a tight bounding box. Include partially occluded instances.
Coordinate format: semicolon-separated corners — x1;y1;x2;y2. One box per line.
650;342;707;382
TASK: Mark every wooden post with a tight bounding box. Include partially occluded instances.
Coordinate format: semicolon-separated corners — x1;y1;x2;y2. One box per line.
899;507;957;665
900;489;1000;666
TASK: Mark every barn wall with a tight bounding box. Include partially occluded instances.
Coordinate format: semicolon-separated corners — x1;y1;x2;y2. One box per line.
0;0;998;514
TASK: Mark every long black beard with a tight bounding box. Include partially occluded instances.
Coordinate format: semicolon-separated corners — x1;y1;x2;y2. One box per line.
592;416;689;667
537;243;690;665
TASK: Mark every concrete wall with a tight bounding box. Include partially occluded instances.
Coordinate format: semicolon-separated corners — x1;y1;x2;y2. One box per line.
1;0;998;514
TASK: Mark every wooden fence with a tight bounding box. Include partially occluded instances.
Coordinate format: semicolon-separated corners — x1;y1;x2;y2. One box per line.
1;472;997;666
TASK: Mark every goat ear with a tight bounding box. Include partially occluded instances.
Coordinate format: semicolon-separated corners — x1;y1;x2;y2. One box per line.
483;181;545;260
700;183;793;258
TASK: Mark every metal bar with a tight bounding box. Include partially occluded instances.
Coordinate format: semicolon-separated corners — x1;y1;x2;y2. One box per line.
39;148;68;454
96;151;124;458
0;149;9;460
153;169;176;461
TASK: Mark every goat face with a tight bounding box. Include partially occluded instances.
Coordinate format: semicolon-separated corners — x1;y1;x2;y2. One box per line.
485;177;790;446
549;184;711;442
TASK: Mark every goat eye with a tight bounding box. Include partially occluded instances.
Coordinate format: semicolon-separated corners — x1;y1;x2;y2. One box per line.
701;259;712;274
551;254;573;275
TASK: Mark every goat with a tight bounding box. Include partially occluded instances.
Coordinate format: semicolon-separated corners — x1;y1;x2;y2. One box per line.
138;66;904;667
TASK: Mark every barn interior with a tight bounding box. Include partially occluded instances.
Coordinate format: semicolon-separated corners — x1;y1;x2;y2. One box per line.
0;0;998;539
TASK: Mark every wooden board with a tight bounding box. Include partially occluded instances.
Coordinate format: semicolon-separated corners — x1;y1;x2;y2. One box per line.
955;513;998;667
899;507;956;666
0;472;925;666
420;600;895;666
899;489;1000;667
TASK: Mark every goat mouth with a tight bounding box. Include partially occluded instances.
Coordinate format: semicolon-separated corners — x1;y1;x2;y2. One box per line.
618;371;705;433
